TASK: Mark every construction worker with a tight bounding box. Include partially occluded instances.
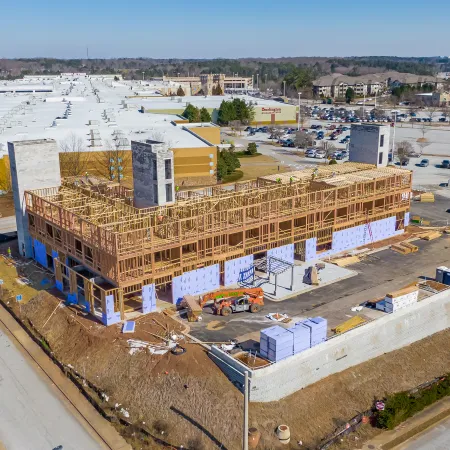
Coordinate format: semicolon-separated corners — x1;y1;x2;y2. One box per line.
7;247;11;258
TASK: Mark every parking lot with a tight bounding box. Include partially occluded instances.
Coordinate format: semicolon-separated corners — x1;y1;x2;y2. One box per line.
230;105;450;190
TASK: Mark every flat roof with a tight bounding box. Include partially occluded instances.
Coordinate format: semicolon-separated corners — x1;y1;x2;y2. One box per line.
135;94;296;110
0;77;212;154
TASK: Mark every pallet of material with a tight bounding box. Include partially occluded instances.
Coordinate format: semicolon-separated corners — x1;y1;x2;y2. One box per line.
399;242;419;253
391;243;412;254
420;192;435;203
331;255;360;267
180;295;203;322
421;231;441;241
332;316;367;334
386;284;419;299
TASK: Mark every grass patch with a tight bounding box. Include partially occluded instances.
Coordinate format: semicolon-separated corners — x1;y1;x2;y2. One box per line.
222;170;243;184
235;152;262;158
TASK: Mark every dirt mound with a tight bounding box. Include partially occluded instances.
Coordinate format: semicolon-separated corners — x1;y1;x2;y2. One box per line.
22;290;244;449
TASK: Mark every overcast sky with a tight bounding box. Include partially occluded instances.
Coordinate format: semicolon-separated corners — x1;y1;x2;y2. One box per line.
1;0;449;59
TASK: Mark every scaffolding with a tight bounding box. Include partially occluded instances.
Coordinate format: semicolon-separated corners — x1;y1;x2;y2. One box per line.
25;163;412;298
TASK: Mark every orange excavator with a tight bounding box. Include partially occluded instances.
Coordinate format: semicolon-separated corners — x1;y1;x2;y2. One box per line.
199;288;264;316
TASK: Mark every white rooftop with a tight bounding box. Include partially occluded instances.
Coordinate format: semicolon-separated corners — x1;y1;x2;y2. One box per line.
133;94;295;110
0;77;212;154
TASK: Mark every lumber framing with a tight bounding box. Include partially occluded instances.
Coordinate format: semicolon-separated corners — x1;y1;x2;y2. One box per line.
25;163;412;296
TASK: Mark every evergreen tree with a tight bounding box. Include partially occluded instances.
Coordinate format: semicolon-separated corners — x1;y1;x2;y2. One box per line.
200;107;211;122
177;86;185;96
182;104;200;122
246;142;257;155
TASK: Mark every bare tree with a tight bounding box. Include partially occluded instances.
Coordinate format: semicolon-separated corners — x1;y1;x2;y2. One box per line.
229;120;243;136
319;141;337;159
95;140;132;183
272;128;284;143
294;131;314;149
426;106;439;123
395;140;414;164
59;133;90;178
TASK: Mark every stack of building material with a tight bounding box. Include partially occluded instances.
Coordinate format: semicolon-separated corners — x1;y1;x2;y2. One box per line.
384;285;419;313
260;325;294;362
421;231;441;241
420;192;435;203
303;317;327;347
391;241;419;255
288;322;311;354
332;316;366;334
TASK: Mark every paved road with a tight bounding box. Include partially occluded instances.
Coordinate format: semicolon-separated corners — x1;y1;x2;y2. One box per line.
0;216;17;234
398;416;450;450
0;326;104;450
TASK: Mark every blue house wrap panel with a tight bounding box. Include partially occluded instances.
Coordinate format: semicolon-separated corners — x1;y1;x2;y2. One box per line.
172;264;220;304
33;239;48;268
267;244;294;264
77;294;91;313
404;212;410;227
224;255;254;286
66;292;78;305
305;216;402;261
55;280;63;292
142;283;157;313
102;294;121;326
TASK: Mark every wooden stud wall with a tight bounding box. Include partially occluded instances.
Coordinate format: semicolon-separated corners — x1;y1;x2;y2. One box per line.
25;166;412;295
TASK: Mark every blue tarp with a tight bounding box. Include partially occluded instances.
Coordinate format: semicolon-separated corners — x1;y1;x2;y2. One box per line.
33;239;47;268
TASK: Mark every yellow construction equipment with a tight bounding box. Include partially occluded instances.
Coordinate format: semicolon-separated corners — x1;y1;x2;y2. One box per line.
420;192;435;203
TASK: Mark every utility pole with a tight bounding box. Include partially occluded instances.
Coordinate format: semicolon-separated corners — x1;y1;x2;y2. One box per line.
362;90;366;119
142;71;144;81
283;80;286;97
256;73;259;91
243;371;249;450
298;92;302;131
392;110;397;159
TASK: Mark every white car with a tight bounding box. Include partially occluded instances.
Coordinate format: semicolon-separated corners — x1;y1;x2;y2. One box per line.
315;151;326;159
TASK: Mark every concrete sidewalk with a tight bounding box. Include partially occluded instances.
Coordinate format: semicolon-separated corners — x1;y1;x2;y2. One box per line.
0;303;131;450
362;397;450;450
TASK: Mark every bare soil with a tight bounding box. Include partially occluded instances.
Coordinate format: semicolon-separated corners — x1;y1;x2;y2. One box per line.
2;242;450;449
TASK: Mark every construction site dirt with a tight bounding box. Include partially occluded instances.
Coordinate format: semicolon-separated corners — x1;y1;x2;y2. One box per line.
4;284;450;450
0;232;450;449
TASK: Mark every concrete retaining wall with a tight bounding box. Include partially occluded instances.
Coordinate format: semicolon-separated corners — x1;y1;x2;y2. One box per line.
210;289;450;402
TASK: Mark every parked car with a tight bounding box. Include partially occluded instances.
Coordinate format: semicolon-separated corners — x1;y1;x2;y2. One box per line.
305;150;316;158
442;160;450;169
315;151;326;159
419;159;429;167
439;117;448;122
400;158;409;166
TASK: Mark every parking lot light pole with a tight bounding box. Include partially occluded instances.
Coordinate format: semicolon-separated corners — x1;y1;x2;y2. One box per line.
283;81;286;97
298;92;302;131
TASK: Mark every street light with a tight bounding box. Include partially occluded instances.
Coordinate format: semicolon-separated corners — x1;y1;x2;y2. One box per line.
283;80;286;97
142;71;145;81
297;92;302;131
256;73;259;91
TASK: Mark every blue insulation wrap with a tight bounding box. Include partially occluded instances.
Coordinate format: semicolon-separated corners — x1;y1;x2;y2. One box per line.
404;212;410;227
305;216;402;261
267;244;294;264
77;295;91;313
172;264;220;304
224;255;254;286
142;284;156;313
55;280;63;292
102;294;121;326
33;239;48;268
66;292;78;305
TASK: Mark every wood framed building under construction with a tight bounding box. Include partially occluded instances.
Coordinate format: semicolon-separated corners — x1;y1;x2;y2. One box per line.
24;162;412;324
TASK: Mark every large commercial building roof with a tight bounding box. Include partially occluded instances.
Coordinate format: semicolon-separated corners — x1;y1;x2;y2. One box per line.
0;76;214;154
